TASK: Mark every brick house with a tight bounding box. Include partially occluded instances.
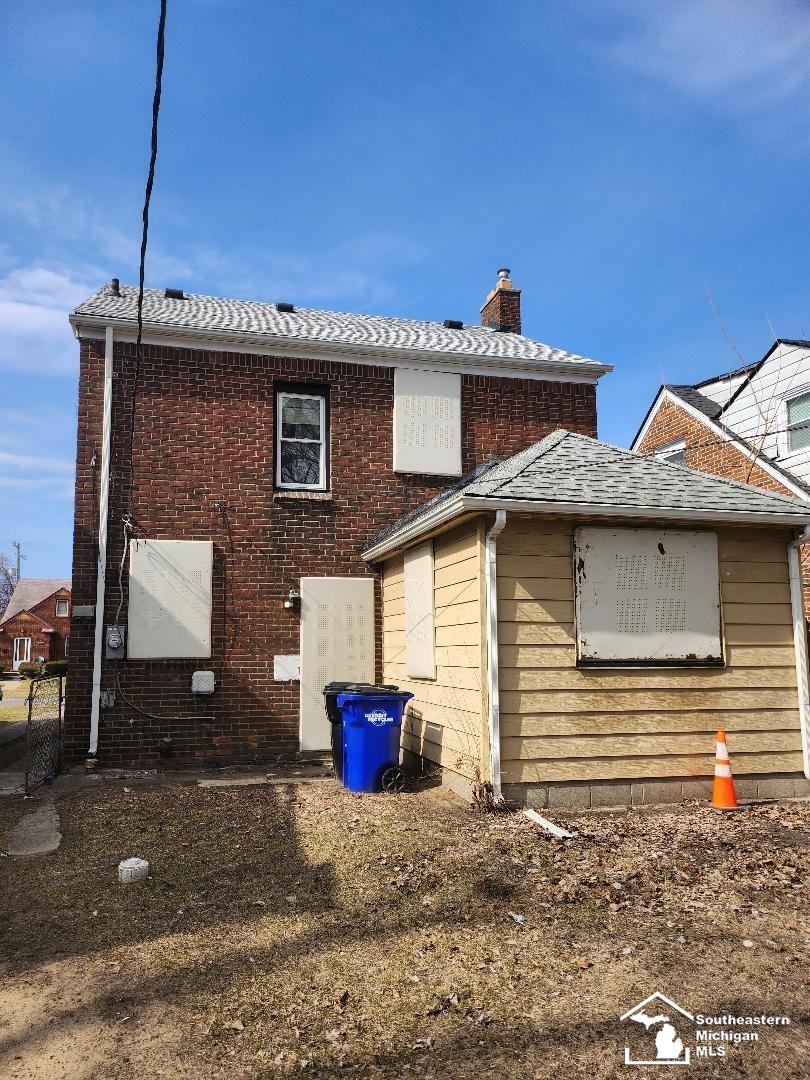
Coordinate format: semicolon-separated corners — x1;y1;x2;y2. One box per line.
65;270;611;767
631;340;810;604
0;579;71;672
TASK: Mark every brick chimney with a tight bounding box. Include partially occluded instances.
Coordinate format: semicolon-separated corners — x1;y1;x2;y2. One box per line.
480;267;521;334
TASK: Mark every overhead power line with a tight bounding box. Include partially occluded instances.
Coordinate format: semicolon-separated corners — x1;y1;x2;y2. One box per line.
126;0;168;509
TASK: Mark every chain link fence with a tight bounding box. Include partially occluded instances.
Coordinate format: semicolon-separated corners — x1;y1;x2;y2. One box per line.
25;676;64;795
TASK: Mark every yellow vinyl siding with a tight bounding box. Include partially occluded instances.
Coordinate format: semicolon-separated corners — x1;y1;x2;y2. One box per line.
497;517;803;782
381;521;486;782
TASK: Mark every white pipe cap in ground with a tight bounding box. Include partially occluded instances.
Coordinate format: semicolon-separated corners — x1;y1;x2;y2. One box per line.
118;857;149;883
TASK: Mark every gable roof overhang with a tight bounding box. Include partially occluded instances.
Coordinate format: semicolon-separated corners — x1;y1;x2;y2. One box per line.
630;386;810;501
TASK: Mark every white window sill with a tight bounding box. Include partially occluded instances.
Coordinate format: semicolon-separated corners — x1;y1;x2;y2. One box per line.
273;490;332;500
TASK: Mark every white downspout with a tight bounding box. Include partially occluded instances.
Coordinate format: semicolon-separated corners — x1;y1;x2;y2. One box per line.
787;527;810;779
88;326;114;759
485;510;507;802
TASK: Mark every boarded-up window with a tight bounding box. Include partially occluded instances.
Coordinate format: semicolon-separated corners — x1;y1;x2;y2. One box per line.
574;527;722;665
404;541;436;679
393;368;462;476
128;539;213;659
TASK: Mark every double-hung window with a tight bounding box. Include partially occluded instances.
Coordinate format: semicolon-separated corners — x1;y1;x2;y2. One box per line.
786;391;810;453
56;599;69;617
276;390;328;490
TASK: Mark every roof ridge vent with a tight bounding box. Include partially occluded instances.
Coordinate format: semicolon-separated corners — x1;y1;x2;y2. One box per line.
165;287;186;300
442;319;464;330
276;302;295;313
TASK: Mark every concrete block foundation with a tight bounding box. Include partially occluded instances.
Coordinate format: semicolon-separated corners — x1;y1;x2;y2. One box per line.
502;774;810;809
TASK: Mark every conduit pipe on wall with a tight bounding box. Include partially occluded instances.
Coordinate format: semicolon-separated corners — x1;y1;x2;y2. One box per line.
485;510;507;802
88;326;114;758
787;526;810;779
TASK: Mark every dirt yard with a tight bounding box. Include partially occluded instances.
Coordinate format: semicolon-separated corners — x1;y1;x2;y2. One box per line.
0;777;806;1079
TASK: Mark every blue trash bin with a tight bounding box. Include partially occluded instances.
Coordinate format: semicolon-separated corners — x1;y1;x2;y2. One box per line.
337;689;413;793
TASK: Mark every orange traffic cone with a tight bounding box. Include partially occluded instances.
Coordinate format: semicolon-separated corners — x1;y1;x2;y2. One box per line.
710;730;740;810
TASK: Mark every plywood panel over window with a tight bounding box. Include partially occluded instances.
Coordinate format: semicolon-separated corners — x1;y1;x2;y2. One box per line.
393;368;462;477
404;541;436;679
574;527;722;665
128;539;213;659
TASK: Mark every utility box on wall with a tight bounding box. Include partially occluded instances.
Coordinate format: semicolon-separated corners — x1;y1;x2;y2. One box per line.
127;539;213;659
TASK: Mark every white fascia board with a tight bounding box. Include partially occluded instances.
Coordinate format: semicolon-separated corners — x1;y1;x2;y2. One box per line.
69;313;611;385
363;495;467;562
632;388;809;501
460;495;810;526
364;491;810;561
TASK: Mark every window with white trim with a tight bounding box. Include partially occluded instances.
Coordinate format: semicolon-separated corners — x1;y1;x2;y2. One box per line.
786;391;810;453
275;390;328;490
56;599;69;617
574;527;723;665
655;439;686;466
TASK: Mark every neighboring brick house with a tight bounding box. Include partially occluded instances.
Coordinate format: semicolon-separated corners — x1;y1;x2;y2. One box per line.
0;579;71;672
65;270;612;767
631;340;810;603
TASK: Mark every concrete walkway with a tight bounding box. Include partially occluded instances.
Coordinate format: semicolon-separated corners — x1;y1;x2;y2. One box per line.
4;795;62;856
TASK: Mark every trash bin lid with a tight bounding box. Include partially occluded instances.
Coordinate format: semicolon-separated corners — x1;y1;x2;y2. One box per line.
333;684;404;697
323;681;398;695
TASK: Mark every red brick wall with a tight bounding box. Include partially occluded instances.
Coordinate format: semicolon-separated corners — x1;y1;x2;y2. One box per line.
64;337;597;767
480;289;521;334
0;589;71;671
638;398;810;608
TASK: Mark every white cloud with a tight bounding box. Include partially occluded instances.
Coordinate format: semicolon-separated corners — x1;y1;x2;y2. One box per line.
0;450;74;473
605;0;810;134
0;265;96;375
0;475;74;499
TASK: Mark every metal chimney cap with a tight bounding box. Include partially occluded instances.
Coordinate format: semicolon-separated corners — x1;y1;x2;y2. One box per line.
497;267;511;280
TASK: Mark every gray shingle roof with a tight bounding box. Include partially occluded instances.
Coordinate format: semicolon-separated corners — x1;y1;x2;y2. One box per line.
1;579;71;626
366;431;810;555
665;384;722;420
71;283;608;371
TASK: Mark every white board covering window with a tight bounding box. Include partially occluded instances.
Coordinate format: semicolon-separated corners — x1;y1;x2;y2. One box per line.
393;368;462;477
128;539;213;659
574;527;722;665
404;541;436;679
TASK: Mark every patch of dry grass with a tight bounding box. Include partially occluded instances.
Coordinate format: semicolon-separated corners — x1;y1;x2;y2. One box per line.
0;781;807;1079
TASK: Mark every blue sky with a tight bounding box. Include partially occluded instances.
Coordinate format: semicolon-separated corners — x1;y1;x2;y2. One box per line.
2;0;809;577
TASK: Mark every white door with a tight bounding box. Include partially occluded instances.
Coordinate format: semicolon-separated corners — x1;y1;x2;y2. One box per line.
299;577;375;751
12;637;31;671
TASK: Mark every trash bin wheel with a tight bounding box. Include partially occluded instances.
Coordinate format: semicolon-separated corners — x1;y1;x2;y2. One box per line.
381;766;406;793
